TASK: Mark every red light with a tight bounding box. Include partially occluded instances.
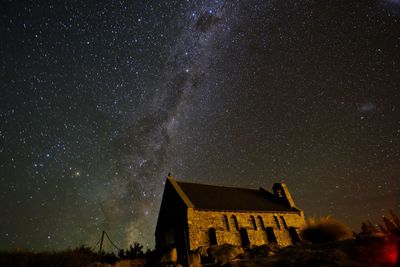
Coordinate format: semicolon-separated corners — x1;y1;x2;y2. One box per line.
383;242;398;264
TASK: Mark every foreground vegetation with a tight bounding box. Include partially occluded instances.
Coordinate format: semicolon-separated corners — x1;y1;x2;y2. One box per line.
1;212;399;267
0;246;115;267
0;243;154;267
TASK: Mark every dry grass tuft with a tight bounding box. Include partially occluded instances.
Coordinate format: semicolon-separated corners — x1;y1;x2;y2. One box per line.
301;216;353;244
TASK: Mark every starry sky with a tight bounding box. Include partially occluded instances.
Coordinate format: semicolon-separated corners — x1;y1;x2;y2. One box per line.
1;0;399;252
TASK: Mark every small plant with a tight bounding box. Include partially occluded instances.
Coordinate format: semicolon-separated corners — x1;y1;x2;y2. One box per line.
301;216;353;244
356;210;400;265
118;242;145;259
358;210;400;240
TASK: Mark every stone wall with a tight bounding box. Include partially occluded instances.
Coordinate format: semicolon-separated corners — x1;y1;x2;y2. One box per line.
187;208;305;250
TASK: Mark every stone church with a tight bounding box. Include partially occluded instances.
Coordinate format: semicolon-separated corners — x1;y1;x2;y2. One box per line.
155;175;305;262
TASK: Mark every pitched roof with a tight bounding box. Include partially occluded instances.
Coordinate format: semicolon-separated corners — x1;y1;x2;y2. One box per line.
174;179;299;212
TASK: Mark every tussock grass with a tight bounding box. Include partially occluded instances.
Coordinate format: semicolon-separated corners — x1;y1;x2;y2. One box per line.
0;246;117;267
301;216;353;244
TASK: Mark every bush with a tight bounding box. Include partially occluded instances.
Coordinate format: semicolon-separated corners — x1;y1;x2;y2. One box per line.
118;242;144;259
0;246;118;267
357;210;400;241
301;216;353;244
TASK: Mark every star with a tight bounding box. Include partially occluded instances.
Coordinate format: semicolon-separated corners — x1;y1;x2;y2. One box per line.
0;0;399;252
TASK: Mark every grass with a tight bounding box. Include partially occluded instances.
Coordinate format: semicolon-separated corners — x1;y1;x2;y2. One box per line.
0;246;117;267
301;216;353;244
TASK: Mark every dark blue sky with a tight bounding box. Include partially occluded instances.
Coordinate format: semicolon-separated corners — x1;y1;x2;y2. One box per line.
1;0;399;251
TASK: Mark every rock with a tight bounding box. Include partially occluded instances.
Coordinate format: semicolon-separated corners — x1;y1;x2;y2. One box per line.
189;252;201;267
249;244;275;257
266;243;281;253
195;246;209;257
160;247;178;264
113;259;146;267
87;262;112;267
295;240;312;246
207;244;245;265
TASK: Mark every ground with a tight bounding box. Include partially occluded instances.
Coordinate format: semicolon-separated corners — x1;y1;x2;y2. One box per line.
230;238;398;267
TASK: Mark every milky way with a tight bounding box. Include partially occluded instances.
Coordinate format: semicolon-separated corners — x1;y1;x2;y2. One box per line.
1;0;399;251
100;0;239;248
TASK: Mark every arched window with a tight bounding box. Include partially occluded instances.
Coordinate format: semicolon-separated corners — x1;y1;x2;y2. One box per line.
250;215;257;230
223;215;230;231
257;216;265;230
273;215;281;230
280;216;288;229
231;215;239;231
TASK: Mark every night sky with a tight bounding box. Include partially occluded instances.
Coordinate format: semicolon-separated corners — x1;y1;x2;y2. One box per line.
1;0;399;252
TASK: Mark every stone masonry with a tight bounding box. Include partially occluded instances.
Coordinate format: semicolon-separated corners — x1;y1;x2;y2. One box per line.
187;209;305;249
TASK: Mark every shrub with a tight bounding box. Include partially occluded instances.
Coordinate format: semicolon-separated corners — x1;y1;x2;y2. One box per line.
357;210;400;240
301;216;353;244
0;246;116;267
118;242;144;259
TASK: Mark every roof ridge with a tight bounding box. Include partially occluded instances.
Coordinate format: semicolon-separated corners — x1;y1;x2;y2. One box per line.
176;179;264;191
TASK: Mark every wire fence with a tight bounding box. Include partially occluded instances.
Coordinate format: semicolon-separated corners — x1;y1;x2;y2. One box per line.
95;230;123;256
104;231;122;251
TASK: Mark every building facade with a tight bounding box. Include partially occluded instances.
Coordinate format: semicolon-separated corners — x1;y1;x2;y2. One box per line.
155;176;305;263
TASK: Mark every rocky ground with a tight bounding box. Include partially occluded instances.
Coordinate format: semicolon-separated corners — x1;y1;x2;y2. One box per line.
227;238;398;267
